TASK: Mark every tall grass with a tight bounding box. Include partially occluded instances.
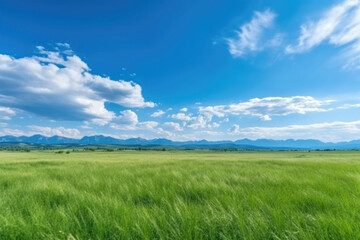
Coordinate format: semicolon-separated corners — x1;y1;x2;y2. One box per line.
0;151;359;239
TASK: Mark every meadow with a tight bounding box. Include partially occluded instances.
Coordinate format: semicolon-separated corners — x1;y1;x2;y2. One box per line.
0;150;359;239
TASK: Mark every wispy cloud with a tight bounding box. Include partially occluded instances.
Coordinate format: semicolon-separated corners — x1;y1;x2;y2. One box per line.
227;120;360;142
150;110;165;117
0;128;25;136
165;96;334;132
199;96;333;121
0;107;15;120
227;9;280;57
163;122;183;131
337;103;360;109
28;125;81;138
286;0;360;68
0;125;81;138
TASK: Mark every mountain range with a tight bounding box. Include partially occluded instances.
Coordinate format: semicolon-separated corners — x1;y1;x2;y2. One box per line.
1;134;360;150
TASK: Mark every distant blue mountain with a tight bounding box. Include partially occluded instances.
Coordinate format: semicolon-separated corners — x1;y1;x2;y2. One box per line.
0;134;360;150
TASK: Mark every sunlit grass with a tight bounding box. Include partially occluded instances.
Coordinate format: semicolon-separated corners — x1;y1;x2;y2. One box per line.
0;150;359;239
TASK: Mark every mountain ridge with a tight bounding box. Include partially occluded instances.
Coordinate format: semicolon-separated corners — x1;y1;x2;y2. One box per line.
0;134;359;149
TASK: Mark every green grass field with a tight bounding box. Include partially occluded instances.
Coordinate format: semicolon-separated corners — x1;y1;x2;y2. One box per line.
0;150;359;239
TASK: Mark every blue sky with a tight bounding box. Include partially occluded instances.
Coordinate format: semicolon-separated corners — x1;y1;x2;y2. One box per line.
1;0;360;142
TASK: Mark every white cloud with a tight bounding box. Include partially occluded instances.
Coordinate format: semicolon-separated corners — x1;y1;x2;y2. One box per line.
229;124;241;134
171;113;209;129
28;125;81;138
110;110;159;131
286;0;360;68
153;127;176;138
80;121;92;129
56;42;71;48
180;107;188;112
209;122;220;128
227;9;279;57
199;96;333;120
0;107;15;120
110;110;138;130
187;115;208;129
171;113;212;129
221;118;229;123
338;103;360;109
260;115;272;121
150;110;165;117
138;121;159;130
1;128;25;136
171;113;194;121
163;122;183;131
168;96;331;131
227;120;360;142
0;45;154;125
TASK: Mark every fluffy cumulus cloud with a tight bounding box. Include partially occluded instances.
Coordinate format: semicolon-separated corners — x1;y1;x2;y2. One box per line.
110;110;158;131
226;120;360;142
170;112;220;130
171;113;194;121
0;107;15;120
227;9;281;57
286;0;360;68
171;113;208;129
110;110;139;130
0;45;154;125
199;96;333;121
